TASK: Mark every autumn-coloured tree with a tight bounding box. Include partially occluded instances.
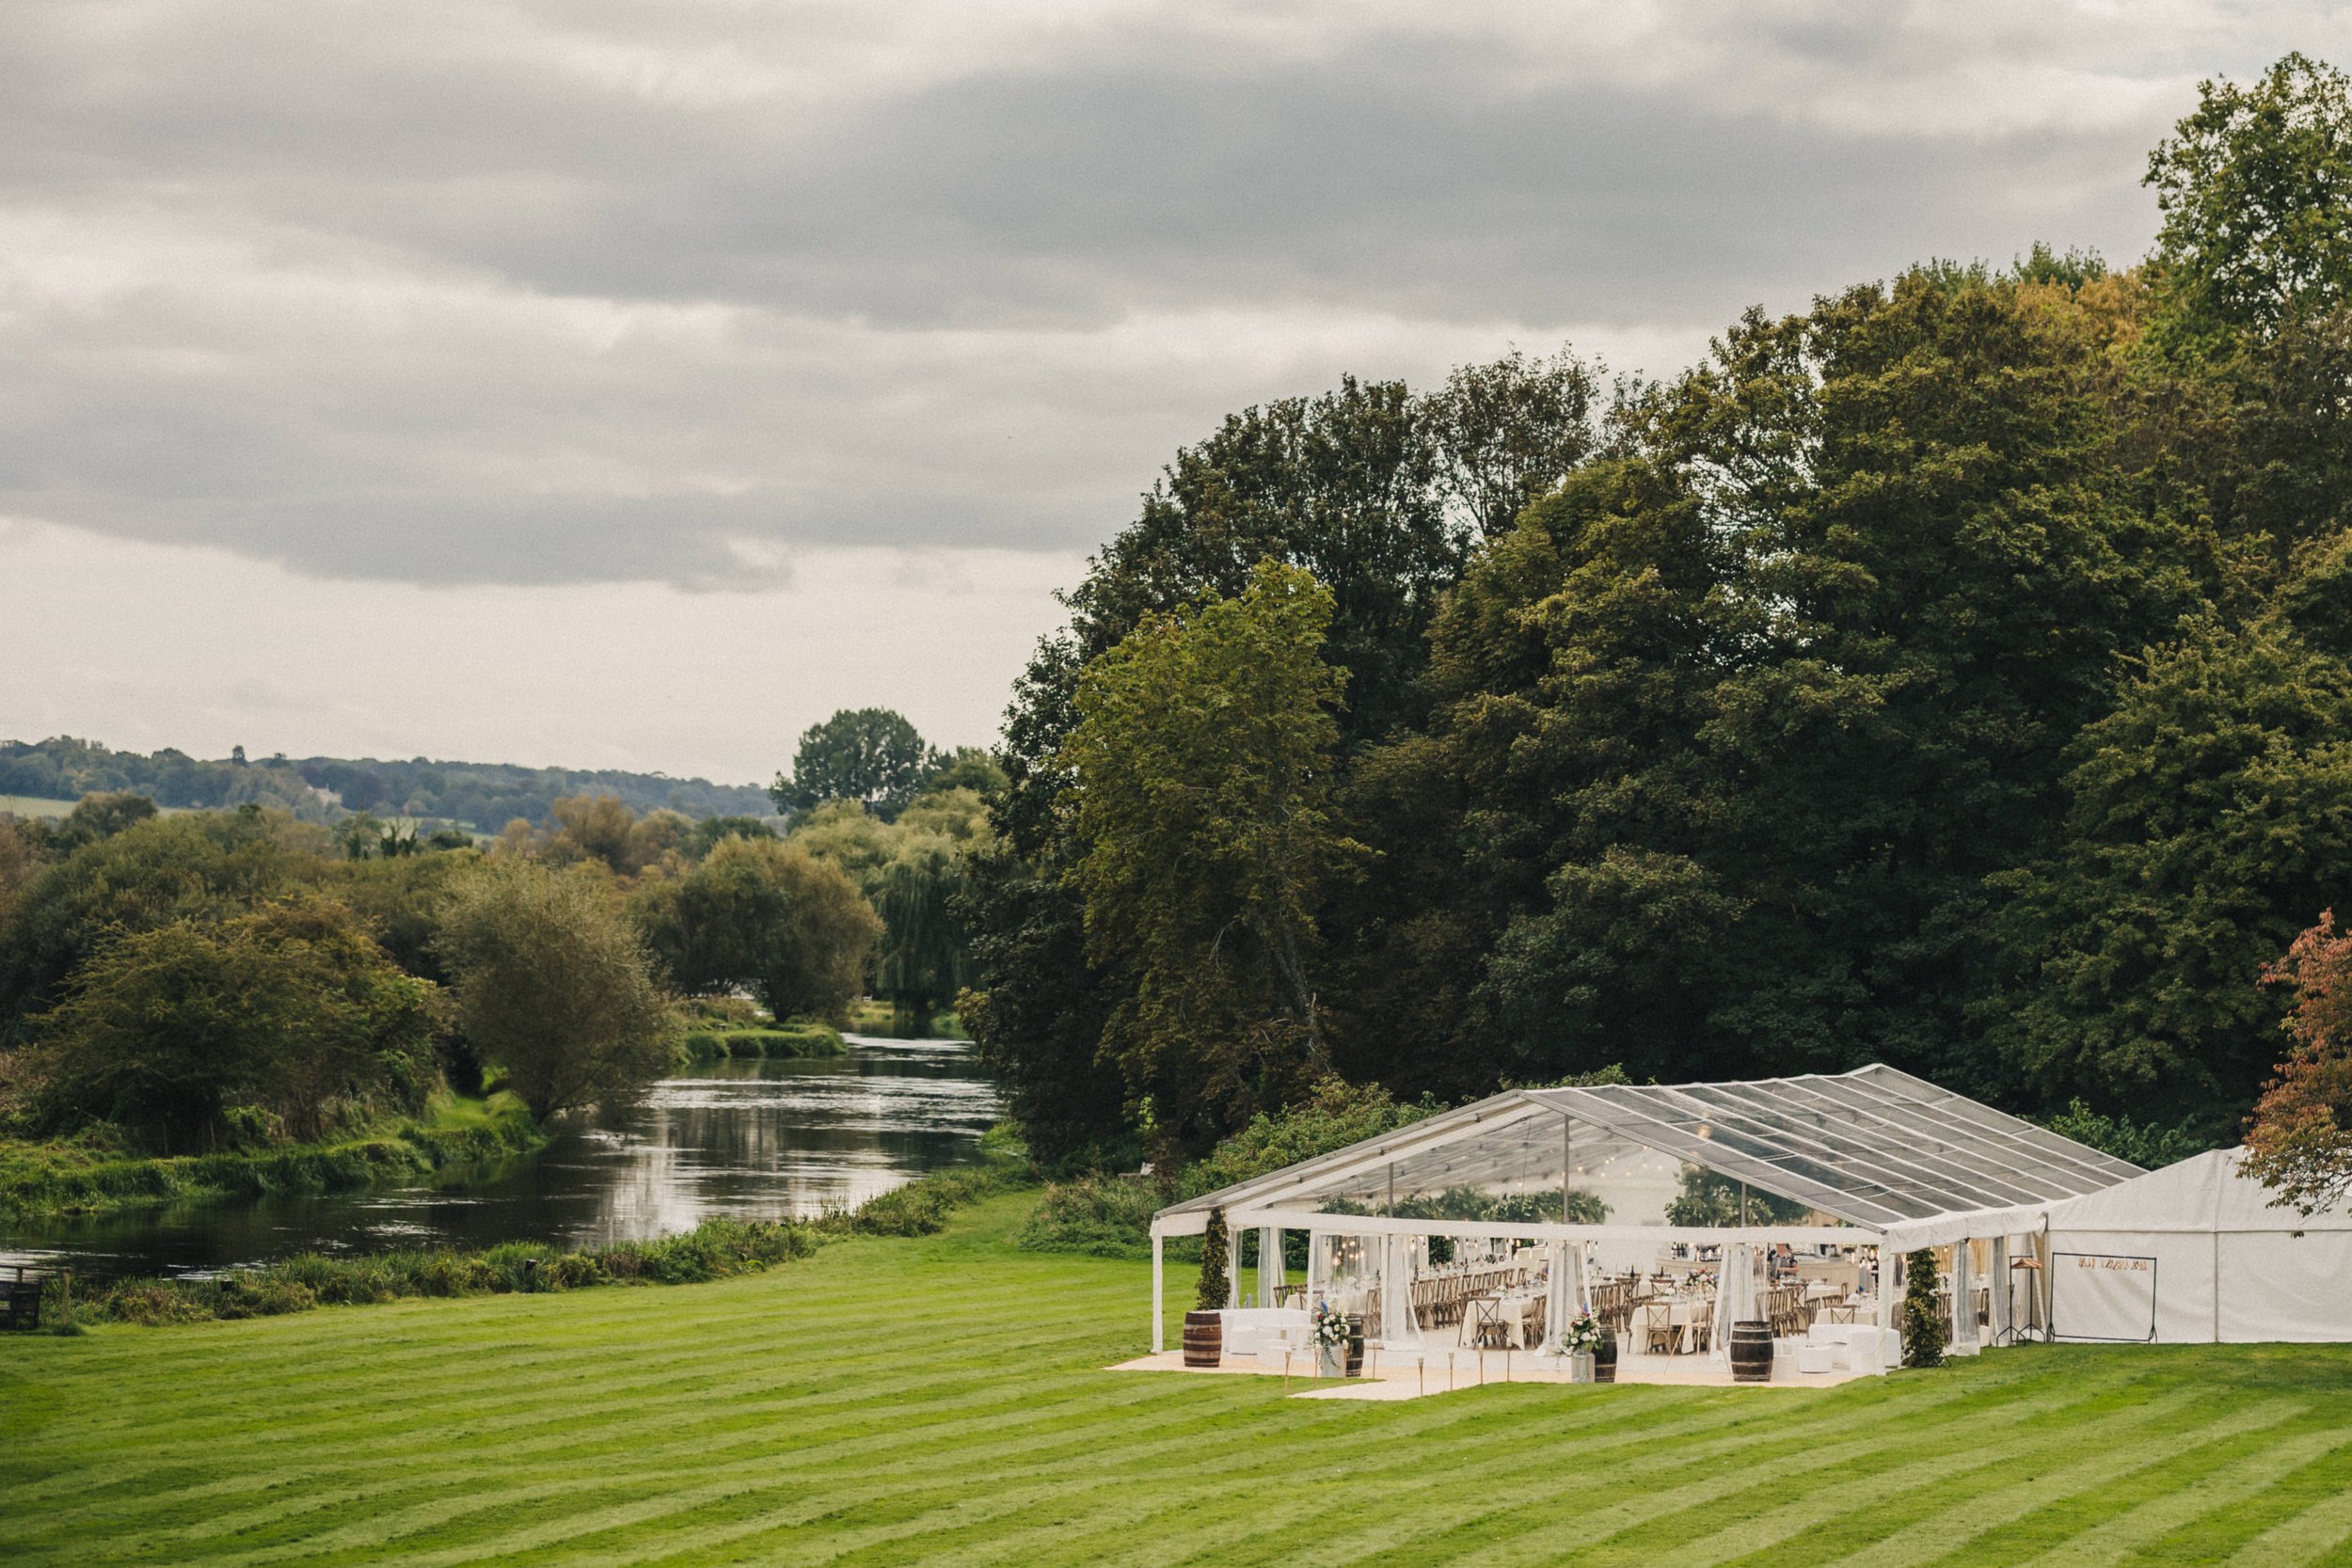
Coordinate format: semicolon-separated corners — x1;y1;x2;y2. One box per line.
2245;911;2352;1212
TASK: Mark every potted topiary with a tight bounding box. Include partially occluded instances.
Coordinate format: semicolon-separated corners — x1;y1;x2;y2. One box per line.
1900;1247;1947;1370
1564;1310;1604;1383
1183;1208;1232;1367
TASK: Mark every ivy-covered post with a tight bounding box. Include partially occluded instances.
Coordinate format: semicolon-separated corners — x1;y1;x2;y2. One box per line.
1196;1207;1232;1311
1900;1248;1947;1369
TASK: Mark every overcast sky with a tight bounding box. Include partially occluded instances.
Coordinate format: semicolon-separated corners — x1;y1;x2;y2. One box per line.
3;3;2344;785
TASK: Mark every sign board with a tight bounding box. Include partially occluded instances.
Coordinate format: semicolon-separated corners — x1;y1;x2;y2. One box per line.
2050;1251;2158;1343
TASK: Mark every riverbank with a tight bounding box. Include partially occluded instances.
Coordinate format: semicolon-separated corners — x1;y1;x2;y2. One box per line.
0;1093;547;1222
679;1021;846;1060
8;1193;2351;1565
35;1145;1032;1326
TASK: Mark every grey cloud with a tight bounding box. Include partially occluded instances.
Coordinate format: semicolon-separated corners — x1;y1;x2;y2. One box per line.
0;2;2313;585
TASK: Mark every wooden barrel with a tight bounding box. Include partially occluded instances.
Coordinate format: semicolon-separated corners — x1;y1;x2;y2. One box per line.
1182;1310;1223;1368
1728;1320;1773;1384
1593;1329;1618;1385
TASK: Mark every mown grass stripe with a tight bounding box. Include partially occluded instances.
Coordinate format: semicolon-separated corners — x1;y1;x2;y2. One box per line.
9;1195;2352;1568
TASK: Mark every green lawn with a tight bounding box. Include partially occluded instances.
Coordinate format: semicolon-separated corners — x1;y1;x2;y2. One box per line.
7;1194;2352;1566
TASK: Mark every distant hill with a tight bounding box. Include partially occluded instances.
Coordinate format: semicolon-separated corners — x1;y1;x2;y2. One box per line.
0;736;775;830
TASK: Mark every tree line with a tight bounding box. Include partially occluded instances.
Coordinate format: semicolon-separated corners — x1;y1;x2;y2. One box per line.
0;736;774;829
0;712;1000;1156
961;54;2352;1171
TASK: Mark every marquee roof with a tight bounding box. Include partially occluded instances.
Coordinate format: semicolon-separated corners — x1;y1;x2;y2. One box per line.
1155;1065;2143;1234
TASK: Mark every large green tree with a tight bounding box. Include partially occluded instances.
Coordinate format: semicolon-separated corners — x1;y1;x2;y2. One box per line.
1336;265;2205;1100
2148;53;2352;340
1060;562;1366;1144
28;899;437;1152
1988;604;2352;1128
0;807;318;1039
771;709;938;821
966;354;1596;1158
632;835;879;1023
435;860;679;1121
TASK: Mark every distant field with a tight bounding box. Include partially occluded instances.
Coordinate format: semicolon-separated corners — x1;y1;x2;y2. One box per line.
0;795;186;820
0;795;79;819
7;1192;2352;1566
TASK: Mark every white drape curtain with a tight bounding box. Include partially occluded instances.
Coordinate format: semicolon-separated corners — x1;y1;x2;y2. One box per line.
1543;1241;1566;1352
1989;1236;2011;1343
1951;1240;1979;1354
1380;1234;1422;1345
1541;1241;1589;1354
1257;1227;1284;1308
1711;1243;1758;1363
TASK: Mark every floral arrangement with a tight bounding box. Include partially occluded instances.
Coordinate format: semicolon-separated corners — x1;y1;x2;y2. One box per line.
1310;1303;1354;1352
1563;1310;1604;1354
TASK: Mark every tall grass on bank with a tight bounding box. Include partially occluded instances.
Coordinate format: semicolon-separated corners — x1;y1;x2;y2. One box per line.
0;1093;547;1221
678;1022;847;1061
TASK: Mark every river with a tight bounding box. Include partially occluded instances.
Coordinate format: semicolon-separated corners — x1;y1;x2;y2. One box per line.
0;1035;1001;1279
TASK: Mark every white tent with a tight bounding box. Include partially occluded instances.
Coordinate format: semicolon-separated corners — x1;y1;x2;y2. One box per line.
2042;1149;2352;1344
1146;1065;2147;1369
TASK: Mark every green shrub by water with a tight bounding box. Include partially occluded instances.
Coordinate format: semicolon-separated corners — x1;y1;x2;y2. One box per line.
1016;1173;1162;1259
56;1215;825;1326
822;1160;1033;1238
0;1094;547;1221
679;1022;847;1060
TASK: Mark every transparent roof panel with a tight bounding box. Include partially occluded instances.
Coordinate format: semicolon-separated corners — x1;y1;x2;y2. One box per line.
1161;1064;2143;1230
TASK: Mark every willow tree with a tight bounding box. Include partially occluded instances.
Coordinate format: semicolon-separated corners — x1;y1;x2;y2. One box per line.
873;839;971;1025
1060;561;1366;1146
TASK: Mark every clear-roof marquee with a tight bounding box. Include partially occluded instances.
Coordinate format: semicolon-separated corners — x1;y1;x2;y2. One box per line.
1156;1065;2142;1235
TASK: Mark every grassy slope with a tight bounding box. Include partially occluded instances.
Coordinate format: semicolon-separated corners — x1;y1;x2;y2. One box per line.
6;1193;2352;1567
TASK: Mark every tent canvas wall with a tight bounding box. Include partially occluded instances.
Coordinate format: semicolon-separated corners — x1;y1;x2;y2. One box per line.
2042;1149;2352;1344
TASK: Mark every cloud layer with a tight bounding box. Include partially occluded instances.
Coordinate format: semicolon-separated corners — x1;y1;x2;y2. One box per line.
6;2;2334;592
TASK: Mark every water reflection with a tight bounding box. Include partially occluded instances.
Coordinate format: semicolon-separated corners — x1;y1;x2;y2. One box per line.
0;1035;1000;1278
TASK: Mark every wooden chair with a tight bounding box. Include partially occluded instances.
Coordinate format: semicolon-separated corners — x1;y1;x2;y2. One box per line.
1468;1297;1510;1349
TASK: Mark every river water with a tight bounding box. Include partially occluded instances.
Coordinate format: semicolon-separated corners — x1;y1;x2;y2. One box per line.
0;1035;1001;1279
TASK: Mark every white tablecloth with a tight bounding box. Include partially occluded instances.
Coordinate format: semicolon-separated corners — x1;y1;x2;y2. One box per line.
1216;1307;1312;1356
1631;1298;1711;1353
1456;1292;1542;1348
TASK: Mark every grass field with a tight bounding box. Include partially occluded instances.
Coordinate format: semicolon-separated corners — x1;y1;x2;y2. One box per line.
0;795;190;820
7;1193;2352;1566
0;795;82;819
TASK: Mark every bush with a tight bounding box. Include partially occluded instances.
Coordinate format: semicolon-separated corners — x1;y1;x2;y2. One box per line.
1013;1078;1441;1260
2040;1099;2212;1169
64;1213;825;1326
1016;1173;1160;1259
1178;1076;1439;1201
826;1163;1028;1238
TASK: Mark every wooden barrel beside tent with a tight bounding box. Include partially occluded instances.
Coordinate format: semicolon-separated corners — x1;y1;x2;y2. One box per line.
1182;1310;1222;1368
1728;1320;1773;1383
